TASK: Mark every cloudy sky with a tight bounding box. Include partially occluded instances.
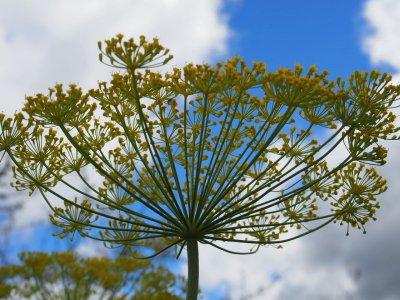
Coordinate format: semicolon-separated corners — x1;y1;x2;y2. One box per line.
1;0;400;299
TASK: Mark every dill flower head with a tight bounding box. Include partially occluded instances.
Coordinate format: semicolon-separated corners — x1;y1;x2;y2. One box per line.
1;34;399;300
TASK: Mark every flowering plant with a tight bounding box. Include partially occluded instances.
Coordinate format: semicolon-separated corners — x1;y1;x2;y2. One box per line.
1;34;399;299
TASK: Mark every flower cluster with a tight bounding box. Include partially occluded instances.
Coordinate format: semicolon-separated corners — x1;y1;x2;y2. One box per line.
0;34;399;257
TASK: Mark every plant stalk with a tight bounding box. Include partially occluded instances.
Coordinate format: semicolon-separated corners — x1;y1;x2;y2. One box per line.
187;239;199;300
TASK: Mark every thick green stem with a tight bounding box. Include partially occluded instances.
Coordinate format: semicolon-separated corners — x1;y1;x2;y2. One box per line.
187;239;199;300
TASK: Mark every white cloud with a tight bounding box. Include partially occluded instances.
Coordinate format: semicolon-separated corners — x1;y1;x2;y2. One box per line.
0;0;230;115
8;194;50;229
75;238;109;257
362;0;400;79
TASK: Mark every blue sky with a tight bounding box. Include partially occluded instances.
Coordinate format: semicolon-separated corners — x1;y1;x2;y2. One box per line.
225;0;372;77
1;1;400;299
